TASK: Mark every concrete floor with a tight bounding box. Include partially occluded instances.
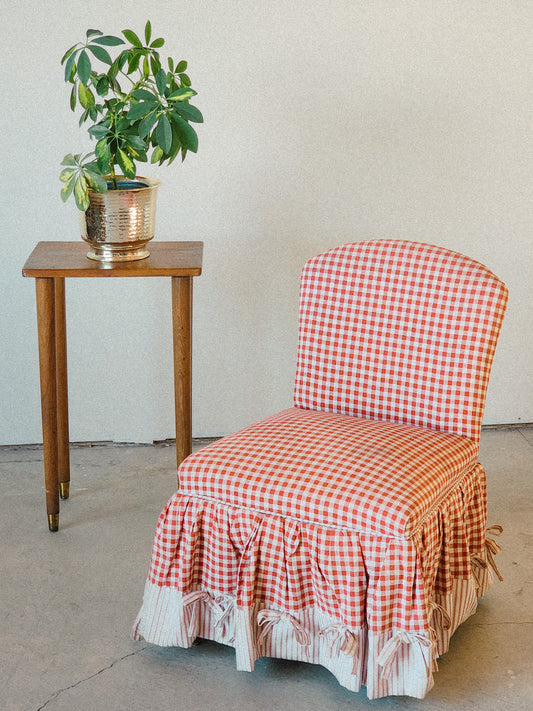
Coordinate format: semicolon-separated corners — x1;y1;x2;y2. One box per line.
1;427;532;711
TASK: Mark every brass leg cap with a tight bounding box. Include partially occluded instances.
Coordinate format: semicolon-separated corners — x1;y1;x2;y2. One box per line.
48;514;59;532
59;482;70;500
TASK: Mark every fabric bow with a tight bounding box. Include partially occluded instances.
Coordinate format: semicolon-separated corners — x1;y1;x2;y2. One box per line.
377;632;433;680
257;609;311;649
182;591;235;639
319;624;359;659
211;595;235;642
471;524;504;587
182;590;212;636
428;601;451;631
485;525;504;582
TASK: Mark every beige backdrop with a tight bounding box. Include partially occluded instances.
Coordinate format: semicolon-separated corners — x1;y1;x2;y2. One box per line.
1;1;531;444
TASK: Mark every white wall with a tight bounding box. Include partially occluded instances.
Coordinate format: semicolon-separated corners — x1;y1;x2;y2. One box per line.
1;1;531;444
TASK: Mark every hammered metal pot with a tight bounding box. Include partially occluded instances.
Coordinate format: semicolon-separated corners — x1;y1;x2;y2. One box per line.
79;177;161;262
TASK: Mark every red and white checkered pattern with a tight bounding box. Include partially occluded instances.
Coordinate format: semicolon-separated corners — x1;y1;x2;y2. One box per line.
178;407;478;538
135;240;508;699
145;462;487;631
294;240;508;441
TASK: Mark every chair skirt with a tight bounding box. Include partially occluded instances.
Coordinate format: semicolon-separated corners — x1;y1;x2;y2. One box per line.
133;456;501;699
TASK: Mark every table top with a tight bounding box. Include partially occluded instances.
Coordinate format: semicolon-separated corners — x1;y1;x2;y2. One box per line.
22;241;203;278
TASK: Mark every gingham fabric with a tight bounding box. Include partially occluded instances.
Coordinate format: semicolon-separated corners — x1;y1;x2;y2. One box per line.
177;407;478;538
134;461;498;698
133;240;508;699
294;240;508;441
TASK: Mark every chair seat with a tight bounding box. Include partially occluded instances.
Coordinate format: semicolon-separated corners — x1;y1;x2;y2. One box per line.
179;407;478;539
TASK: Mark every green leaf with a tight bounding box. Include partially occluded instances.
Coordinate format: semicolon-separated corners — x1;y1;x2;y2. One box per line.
176;60;187;73
109;75;122;94
127;50;142;74
86;29;103;39
150;37;164;49
91;35;124;46
59;167;75;183
84;169;108;193
125;134;147;151
151;146;164;164
123;29;143;47
117;148;136;178
88;123;109;138
131;88;158;101
77;49;91;85
115;49;129;71
167;87;196;102
60;174;75;202
144;20;152;45
64;51;77;82
61;153;78;166
115;116;131;132
179;72;191;87
87;44;113;65
95;75;110;97
61;44;79;65
95;138;111;173
167;123;183;164
126;145;141;160
138;110;158;138
83;159;101;172
70;84;77;111
156;113;172;153
127;101;158;120
143;56;150;78
78;82;95;109
170;114;198;152
172;102;203;123
73;175;90;211
155;68;167;95
150;54;162;78
125;144;147;163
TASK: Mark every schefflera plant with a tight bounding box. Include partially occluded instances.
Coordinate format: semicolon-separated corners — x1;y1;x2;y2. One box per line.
60;21;203;210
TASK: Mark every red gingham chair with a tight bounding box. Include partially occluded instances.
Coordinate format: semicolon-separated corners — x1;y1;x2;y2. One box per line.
133;240;508;699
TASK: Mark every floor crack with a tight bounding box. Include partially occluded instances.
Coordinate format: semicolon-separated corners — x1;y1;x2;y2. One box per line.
518;429;533;447
36;646;148;710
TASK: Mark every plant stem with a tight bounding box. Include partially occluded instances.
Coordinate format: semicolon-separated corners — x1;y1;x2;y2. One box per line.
110;162;118;189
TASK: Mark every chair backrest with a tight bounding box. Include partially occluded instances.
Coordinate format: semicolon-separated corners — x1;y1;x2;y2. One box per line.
293;240;508;441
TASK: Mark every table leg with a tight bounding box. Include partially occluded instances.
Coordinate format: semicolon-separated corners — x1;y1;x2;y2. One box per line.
55;278;70;500
171;276;193;470
36;278;59;531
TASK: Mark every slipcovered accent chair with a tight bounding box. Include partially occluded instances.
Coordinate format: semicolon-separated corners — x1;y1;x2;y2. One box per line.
133;240;508;699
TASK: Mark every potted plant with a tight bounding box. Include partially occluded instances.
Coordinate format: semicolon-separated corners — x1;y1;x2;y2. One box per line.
59;20;203;261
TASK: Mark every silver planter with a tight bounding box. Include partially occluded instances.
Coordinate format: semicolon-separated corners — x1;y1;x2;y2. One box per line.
79;177;161;262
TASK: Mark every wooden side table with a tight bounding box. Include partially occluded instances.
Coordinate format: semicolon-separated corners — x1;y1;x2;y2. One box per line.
22;241;203;531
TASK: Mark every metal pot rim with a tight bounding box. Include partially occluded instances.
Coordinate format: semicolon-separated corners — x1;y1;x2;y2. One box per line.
88;176;162;194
